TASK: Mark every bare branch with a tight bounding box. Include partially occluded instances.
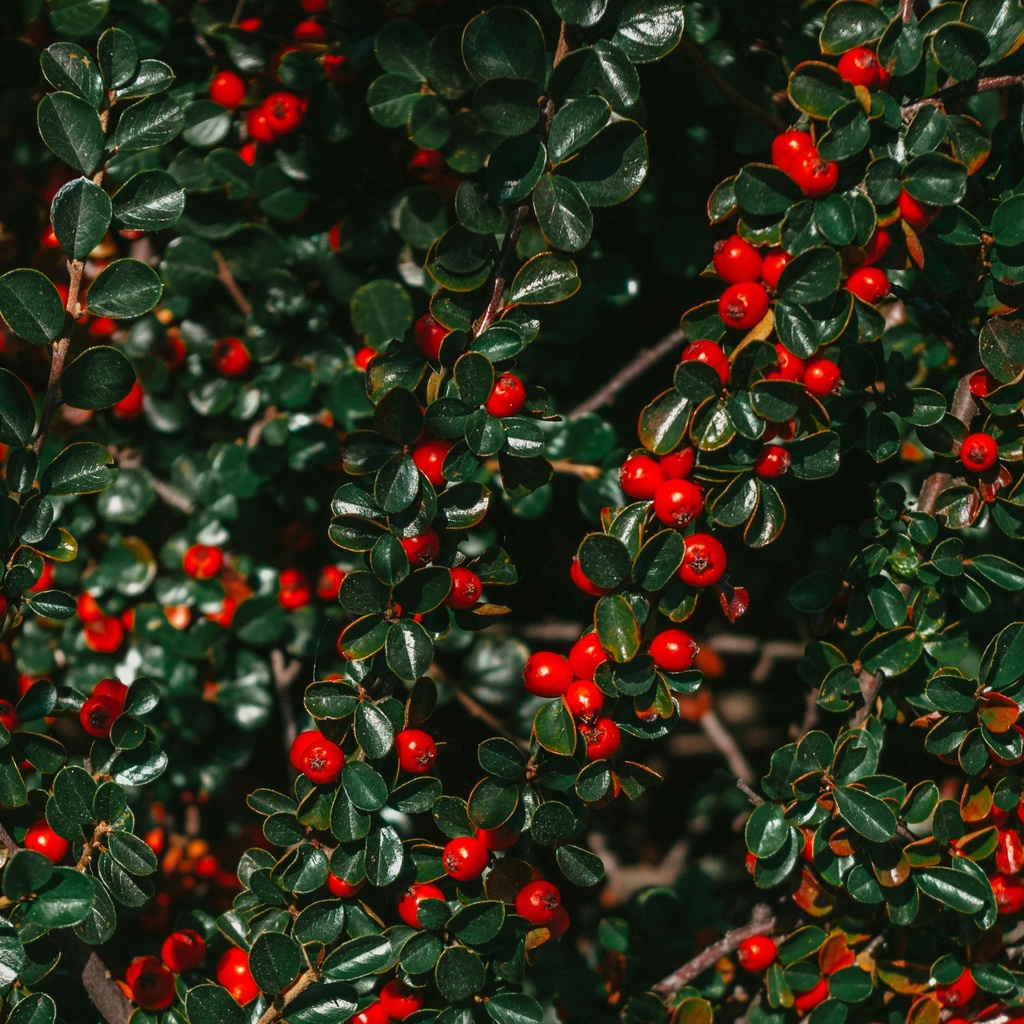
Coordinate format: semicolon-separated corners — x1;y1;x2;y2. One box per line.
256;969;320;1024
701;708;756;784
271;650;304;750
899;0;915;22
52;932;132;1024
215;250;253;317
469;203;529;339
453;687;529;751
736;777;765;807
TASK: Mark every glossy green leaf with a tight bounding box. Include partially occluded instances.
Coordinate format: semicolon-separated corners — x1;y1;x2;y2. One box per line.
561;121;648;207
51;177;112;260
509;253;580;305
60;346;135;410
462;7;547;85
111;170;185;230
0;369;36;446
37;92;104;175
0;270;66;347
86;259;163;318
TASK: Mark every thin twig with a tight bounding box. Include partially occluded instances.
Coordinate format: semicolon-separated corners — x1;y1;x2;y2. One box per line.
899;0;914;22
469;204;529;339
917;374;976;516
736;777;765;806
215;251;253;317
851;670;884;727
271;650;303;750
453;688;529;751
256;968;320;1024
904;74;1024;120
52;932;132;1024
653;904;776;994
76;822;112;872
0;821;17;856
680;36;788;132
701;708;756;784
569;328;684;418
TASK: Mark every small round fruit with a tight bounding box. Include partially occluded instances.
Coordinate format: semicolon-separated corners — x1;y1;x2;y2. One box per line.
127;956;176;1011
713;234;763;284
400;529;440;568
212;336;251;377
379;979;423;1020
263;91;304;135
969;369;999;398
960;432;998;473
446;567;482;610
681;340;730;387
327;872;365;898
182;544;223;579
737;935;778;972
648;629;698;672
804;358;842;398
992;872;1024;915
582;716;621;760
565;679;605;721
246;105;276;142
398;882;445;928
289;730;321;771
80;694;121;739
523;651;573;698
83;616;124;653
298;735;345;785
209;70;246;108
516;880;561;925
793;977;829;1012
318;565;346;600
407;148;446;182
845;266;890;303
718;282;769;330
570;557;612;596
771;130;814;174
161;929;206;972
936;969;976;1008
396;729;438;773
569;632;607;679
354;346;375;371
660;448;695;480
24;820;69;863
768;343;805;382
679;533;727;588
652;479;704;528
112;380;144;419
485;373;527;417
619;455;665;500
351;1003;390;1024
761;249;791;289
898;188;937;231
412;440;453;489
216;948;259;1006
790;149;839;198
476;826;520;851
754;445;791;479
837;47;887;89
414;314;449;361
278;568;311;610
0;699;18;735
442;836;490;880
857;229;891;266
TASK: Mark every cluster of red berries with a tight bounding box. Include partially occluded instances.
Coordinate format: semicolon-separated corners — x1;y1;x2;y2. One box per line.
80;677;128;740
289;726;438;784
78;591;129;654
350;979;425;1024
124;930;206;1011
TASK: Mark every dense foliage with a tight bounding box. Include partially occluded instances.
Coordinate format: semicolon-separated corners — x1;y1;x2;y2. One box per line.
6;1;1024;1024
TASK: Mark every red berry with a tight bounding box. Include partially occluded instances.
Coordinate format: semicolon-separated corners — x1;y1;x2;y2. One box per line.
407;149;446;182
239;16;261;31
564;679;604;721
263;92;303;135
771;131;814;174
652;478;704;528
581;716;621;760
127;955;176;1011
238;142;257;165
412;439;453;489
161;929;206;972
289;730;322;771
936;969;977;1008
400;529;440;568
414;314;449;361
768;343;805;382
294;19;327;44
569;633;607;679
24;820;69;863
442;836;490;880
960;432;998;472
793;977;829;1012
209;70;246;108
619;455;666;500
856;229;891;266
485;373;527;417
718;282;769;330
523;651;573;698
216;948;259;1006
475;826;519;851
898;188;937;231
212;336;251;376
992;872;1024;915
837;47;886;89
681;340;730;387
660;448;695;480
804;358;842;398
397;882;445;928
679;533;727;587
0;699;18;735
247;107;277;144
327;872;365;898
301;0;328;11
713;234;763;284
648;629;698;672
112;380;144;419
570;557;612;596
845;266;890;303
754;445;791;479
761;249;791;290
298;736;345;785
182;544;223;579
80;694;121;739
969;369;999;398
789;149;839;198
446;567;482;610
737;935;778;972
318;565;346;600
351;1004;389;1024
278;568;312;610
396;729;437;773
354;346;376;371
516;880;561;924
83;616;124;653
379;979;423;1020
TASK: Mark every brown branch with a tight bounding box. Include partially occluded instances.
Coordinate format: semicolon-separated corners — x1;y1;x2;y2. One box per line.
215;251;253;317
0;820;17;856
271;650;303;750
469;203;530;339
917;373;976;516
76;822;112;871
899;0;915;22
851;670;884;728
52;932;132;1024
680;36;788;132
904;74;1024;120
701;708;756;784
736;777;765;807
256;968;319;1024
453;687;529;751
569;327;685;418
653;904;776;995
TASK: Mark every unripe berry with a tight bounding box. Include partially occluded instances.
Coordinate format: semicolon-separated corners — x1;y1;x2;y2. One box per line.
679;533;727;587
718;282;769;330
845;266;890;303
442;836;489;880
652;479;704;528
398;882;445;928
523;651;573;698
680;340;729;387
648;629;698;672
771;131;814;174
619;455;665;500
959;432;998;473
712;234;762;284
515;880;561;924
581;716;621;760
161;929;206;972
446;567;482;610
485;373;526;417
754;445;791;479
737;935;778;972
209;70;246;108
396;729;437;773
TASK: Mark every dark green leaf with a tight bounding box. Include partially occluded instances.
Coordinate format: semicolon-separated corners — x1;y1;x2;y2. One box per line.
51;177;112;260
462;7;547;85
37;92;104;175
0;269;66;347
86;259;163;318
61;346;135;410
